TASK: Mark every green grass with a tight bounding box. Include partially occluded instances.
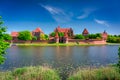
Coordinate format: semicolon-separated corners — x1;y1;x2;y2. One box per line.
16;43;107;47
0;66;61;80
68;67;120;80
0;66;120;80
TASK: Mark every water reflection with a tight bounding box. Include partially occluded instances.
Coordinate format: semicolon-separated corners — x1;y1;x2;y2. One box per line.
0;45;119;71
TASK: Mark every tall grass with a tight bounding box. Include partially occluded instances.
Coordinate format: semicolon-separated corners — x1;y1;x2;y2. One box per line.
0;66;61;80
68;67;120;80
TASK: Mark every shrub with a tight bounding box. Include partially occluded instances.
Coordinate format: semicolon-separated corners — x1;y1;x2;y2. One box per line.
68;67;120;80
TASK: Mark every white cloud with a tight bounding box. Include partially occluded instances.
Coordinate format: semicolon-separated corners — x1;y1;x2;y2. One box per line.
77;8;96;19
94;19;109;27
40;4;72;23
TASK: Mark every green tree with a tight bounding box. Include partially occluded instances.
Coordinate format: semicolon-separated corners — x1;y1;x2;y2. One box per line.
18;31;32;41
50;32;56;37
74;34;85;39
40;33;45;40
45;34;49;40
3;34;12;40
0;16;9;64
32;36;37;40
58;32;64;37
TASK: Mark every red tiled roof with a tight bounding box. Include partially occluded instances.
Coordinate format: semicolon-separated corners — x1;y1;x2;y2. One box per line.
82;28;89;34
55;26;70;33
33;27;43;33
11;32;19;37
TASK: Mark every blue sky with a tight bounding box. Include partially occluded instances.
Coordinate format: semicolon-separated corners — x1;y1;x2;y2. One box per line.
0;0;120;35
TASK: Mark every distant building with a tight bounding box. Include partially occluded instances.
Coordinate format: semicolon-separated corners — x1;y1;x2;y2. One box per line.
82;28;89;36
11;27;44;40
54;26;74;38
11;32;19;40
32;27;44;40
102;30;108;40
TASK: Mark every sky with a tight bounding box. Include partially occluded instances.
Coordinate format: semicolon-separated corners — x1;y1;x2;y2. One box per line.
0;0;120;35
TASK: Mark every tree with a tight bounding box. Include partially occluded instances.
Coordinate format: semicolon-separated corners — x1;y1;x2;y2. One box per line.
32;36;37;40
58;32;64;37
3;34;12;40
18;31;32;41
117;47;120;73
0;16;9;64
40;33;45;40
74;34;85;39
44;34;49;40
50;32;56;37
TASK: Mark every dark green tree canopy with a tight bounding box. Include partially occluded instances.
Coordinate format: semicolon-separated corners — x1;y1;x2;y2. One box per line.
0;16;9;64
18;31;32;41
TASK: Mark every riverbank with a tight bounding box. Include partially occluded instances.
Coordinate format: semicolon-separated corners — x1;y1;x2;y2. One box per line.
15;43;108;47
0;66;120;80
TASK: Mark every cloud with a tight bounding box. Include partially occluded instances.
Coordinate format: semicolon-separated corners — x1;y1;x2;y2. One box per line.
40;4;72;23
77;8;96;19
94;19;109;27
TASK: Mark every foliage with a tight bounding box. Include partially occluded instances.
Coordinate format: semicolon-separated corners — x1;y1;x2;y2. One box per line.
74;34;85;39
50;32;56;37
0;66;61;80
117;47;120;73
18;31;32;41
68;67;120;80
88;33;102;39
58;32;64;37
3;34;12;40
0;16;9;64
44;34;49;40
107;35;120;43
32;36;37;40
40;33;45;40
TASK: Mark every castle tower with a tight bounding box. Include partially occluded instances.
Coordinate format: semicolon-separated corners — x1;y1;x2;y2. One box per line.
102;30;108;41
82;28;89;36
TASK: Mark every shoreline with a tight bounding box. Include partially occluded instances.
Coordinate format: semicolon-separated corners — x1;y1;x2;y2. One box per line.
10;43;120;47
14;43;108;47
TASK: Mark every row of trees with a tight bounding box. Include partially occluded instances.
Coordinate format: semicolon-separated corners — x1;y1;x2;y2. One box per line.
107;35;120;43
18;31;49;41
74;33;102;40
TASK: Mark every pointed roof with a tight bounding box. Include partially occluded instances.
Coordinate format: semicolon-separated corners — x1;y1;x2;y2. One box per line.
55;26;71;33
82;28;89;34
11;32;19;37
33;27;43;33
103;30;107;34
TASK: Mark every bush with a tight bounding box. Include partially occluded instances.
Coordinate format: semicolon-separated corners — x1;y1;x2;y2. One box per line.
0;66;61;80
68;67;120;80
3;34;12;40
74;34;85;39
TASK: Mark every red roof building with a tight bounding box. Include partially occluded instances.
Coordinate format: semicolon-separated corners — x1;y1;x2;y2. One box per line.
102;30;108;40
32;27;44;40
82;28;89;36
54;26;73;38
11;32;19;37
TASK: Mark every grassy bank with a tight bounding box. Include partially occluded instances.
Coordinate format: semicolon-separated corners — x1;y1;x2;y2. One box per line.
0;66;120;80
0;66;60;80
16;43;107;47
68;67;120;80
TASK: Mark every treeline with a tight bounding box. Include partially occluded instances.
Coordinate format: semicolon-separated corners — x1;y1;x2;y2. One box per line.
107;35;120;43
74;33;102;40
3;31;49;41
